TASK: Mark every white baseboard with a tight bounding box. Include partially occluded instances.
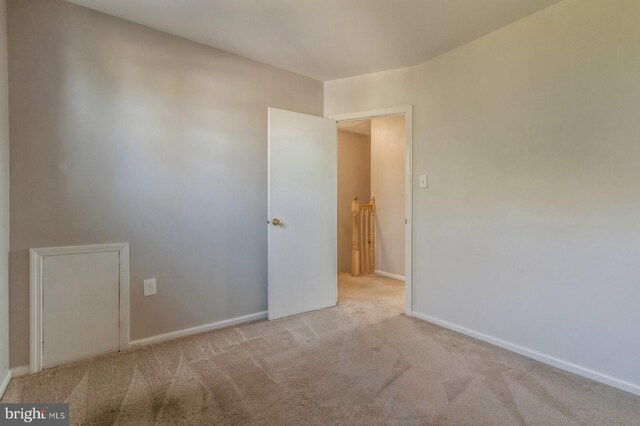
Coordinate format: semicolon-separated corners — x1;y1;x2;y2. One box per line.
11;365;29;379
374;270;405;282
129;311;268;347
10;313;268;378
410;311;640;397
0;369;11;399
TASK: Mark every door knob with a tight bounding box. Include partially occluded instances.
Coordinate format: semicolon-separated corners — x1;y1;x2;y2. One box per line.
271;218;282;226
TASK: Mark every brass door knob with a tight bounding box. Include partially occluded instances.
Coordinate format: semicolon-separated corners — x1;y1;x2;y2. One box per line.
271;218;282;226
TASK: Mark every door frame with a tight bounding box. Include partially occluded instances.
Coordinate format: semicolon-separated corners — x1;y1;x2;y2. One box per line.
329;106;413;315
29;243;130;373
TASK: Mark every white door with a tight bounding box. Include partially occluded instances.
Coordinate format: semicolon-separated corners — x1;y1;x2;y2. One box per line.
42;251;120;369
268;108;337;320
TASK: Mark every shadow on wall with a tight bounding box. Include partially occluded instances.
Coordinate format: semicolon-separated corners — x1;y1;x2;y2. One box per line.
337;130;370;273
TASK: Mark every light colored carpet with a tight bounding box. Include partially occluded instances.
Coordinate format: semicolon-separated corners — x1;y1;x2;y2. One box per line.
3;273;639;425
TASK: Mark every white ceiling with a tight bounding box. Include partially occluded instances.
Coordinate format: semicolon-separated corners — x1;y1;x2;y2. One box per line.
337;120;371;136
66;0;563;81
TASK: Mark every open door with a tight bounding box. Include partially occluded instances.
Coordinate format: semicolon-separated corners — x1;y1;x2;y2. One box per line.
268;108;337;320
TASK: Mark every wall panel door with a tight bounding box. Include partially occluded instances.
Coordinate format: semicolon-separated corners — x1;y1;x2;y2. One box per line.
42;251;120;369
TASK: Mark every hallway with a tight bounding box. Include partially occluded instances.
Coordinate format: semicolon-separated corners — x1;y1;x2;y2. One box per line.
2;274;637;425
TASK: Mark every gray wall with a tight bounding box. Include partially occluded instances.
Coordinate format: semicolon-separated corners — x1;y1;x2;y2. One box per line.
370;116;405;278
0;0;9;387
8;0;323;368
337;130;370;273
325;0;640;390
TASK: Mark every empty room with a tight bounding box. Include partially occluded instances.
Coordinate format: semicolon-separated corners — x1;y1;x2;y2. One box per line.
0;0;639;425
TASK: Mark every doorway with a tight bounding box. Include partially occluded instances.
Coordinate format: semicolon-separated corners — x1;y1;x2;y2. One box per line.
266;106;412;320
332;107;413;315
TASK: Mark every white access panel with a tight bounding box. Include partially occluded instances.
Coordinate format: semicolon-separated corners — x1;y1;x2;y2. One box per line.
268;108;337;320
42;251;120;369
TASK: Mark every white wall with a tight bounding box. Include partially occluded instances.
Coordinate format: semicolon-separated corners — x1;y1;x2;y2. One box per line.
0;0;9;392
337;130;370;273
325;0;640;393
370;116;405;278
7;0;323;368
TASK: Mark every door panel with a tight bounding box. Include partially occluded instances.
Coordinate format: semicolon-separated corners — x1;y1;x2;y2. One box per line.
42;251;120;369
268;108;337;320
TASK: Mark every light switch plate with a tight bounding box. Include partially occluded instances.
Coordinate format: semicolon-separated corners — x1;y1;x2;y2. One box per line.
419;174;428;188
143;279;157;296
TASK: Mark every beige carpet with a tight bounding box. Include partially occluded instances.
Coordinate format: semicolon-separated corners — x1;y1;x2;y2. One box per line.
3;273;639;425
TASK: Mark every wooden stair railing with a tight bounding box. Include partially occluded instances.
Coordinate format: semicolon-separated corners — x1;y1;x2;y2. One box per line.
351;196;376;277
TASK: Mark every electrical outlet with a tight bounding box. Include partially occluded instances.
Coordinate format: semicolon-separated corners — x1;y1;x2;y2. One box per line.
419;174;428;188
143;279;157;296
